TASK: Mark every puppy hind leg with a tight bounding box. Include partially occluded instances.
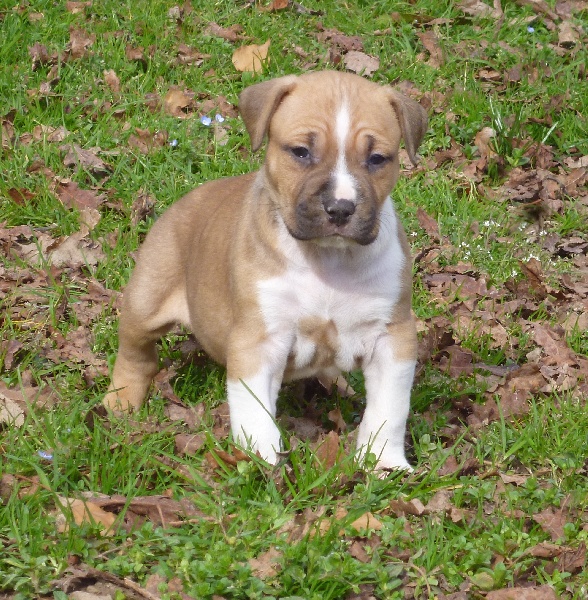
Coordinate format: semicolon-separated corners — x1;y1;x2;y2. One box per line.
104;318;164;413
104;290;184;413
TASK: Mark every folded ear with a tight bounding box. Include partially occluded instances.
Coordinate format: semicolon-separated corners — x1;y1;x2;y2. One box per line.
385;89;428;166
238;75;298;151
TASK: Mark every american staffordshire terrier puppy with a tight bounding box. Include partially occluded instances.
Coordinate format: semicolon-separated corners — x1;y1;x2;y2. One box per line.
104;70;428;470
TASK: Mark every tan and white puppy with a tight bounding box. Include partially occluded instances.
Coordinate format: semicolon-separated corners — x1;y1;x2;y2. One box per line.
104;71;428;470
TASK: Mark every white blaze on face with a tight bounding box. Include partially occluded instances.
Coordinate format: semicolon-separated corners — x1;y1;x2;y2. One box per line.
333;102;357;201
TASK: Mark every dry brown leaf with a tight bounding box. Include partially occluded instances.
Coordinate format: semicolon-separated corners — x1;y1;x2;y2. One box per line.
343;51;379;76
458;0;503;18
524;541;565;558
533;505;569;541
32;125;69;143
232;40;271;73
425;490;454;513
416;31;444;68
0;393;25;427
66;1;92;14
417;207;441;242
29;43;53;70
500;472;529;486
103;69;120;93
128;128;168;154
248;547;282;579
68;27;95;60
557;542;586;574
388;497;426;516
78;206;101;231
54;180;106;211
349;512;383;532
125;45;147;65
564;155;588;169
61;144;111;176
130;189;157;225
177;44;209;65
205;22;245;43
260;0;290;10
486;585;557;600
175;433;206;456
348;540;373;564
515;0;558;20
48;231;106;268
314;430;340;469
474;127;498;161
0;381;56;426
327;407;346;432
57;497;117;536
7;187;35;205
316;28;364;52
163;88;195;117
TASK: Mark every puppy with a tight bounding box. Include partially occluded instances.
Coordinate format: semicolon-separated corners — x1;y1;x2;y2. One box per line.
104;71;427;470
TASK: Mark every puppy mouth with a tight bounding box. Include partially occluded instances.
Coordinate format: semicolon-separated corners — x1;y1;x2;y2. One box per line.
285;214;379;246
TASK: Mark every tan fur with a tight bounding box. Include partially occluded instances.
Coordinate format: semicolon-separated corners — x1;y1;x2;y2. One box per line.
104;71;427;467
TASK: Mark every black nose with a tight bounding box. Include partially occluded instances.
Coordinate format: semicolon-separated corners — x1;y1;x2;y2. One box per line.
323;198;356;226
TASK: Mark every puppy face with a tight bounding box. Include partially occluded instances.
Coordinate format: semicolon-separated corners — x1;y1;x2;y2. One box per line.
262;74;404;246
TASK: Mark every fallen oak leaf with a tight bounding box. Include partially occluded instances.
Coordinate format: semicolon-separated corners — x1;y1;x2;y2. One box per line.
125;44;148;69
46;231;106;268
316;27;364;52
343;50;379;76
486;585;558;600
205;22;245;43
524;541;565;558
349;512;383;532
29;42;54;70
0;394;25;427
53;179;106;211
103;68;121;93
176;44;209;65
259;0;290;10
66;2;92;15
515;0;559;21
457;0;503;18
313;430;340;469
128;127;168;154
51;565;166;599
60;144;111;176
416;30;444;68
248;547;282;579
7;187;35;205
130;189;157;225
232;40;271;73
327;407;346;432
532;504;570;542
56;496;117;536
556;542;586;574
388;497;426;517
67;27;95;60
163;88;195;117
32;124;69;143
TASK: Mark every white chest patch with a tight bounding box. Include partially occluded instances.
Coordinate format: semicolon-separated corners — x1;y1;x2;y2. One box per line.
257;199;406;379
333;102;357;202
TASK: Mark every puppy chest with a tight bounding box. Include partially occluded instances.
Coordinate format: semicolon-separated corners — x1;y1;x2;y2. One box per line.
257;270;398;374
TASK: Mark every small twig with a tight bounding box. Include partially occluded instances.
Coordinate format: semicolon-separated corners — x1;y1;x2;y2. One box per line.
122;577;162;600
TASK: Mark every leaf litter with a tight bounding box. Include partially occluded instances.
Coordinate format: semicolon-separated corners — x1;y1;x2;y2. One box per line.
2;1;588;598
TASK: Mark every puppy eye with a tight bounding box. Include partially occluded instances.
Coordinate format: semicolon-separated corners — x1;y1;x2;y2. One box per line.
367;153;388;168
291;146;311;160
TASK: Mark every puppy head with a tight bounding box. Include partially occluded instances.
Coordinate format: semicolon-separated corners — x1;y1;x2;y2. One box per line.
239;71;428;246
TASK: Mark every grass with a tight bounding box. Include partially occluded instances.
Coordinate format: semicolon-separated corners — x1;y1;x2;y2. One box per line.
1;0;588;598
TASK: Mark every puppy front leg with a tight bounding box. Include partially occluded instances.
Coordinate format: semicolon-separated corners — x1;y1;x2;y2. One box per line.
226;365;283;464
357;323;417;471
